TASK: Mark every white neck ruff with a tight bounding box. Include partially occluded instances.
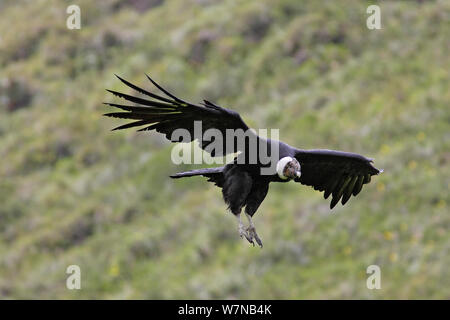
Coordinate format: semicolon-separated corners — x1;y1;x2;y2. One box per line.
276;157;293;180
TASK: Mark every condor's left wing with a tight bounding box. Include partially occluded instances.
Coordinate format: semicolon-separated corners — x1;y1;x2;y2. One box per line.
294;149;382;209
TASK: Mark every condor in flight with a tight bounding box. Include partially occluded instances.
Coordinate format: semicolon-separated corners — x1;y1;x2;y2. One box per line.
104;75;382;247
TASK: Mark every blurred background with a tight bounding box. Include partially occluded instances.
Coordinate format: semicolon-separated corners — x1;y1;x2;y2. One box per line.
0;0;449;299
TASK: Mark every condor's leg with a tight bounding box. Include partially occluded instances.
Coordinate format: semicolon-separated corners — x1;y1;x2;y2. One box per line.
244;182;269;248
221;166;253;243
235;214;248;241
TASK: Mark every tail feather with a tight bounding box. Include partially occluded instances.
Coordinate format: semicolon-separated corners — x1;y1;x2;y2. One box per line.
170;167;223;178
170;167;224;188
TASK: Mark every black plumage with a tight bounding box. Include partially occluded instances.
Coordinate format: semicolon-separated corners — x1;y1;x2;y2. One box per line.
105;75;383;246
293;149;380;208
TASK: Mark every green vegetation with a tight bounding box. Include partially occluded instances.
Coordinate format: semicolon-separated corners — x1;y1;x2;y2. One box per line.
0;0;448;299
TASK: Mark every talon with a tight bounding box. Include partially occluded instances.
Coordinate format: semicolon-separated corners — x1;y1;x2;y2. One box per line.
244;233;254;245
254;234;263;248
238;221;252;244
246;226;263;248
236;214;262;247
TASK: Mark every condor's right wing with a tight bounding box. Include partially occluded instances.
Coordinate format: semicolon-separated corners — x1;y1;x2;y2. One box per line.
104;74;251;156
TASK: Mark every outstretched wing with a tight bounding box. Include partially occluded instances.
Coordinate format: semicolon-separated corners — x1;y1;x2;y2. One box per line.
104;75;250;156
294;149;382;209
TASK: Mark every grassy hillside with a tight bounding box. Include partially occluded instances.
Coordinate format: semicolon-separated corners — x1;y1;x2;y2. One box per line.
0;0;449;299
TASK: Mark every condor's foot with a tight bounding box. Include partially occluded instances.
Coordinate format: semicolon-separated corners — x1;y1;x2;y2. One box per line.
238;222;253;243
246;225;263;248
236;214;253;244
245;213;263;247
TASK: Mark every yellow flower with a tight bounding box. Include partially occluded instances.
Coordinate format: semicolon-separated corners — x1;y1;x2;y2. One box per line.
109;263;120;277
435;199;446;209
380;144;390;155
408;160;417;170
416;131;426;142
343;246;352;256
389;252;398;262
384;231;394;241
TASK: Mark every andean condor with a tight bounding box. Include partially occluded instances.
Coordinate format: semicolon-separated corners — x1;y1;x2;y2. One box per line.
104;75;382;247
